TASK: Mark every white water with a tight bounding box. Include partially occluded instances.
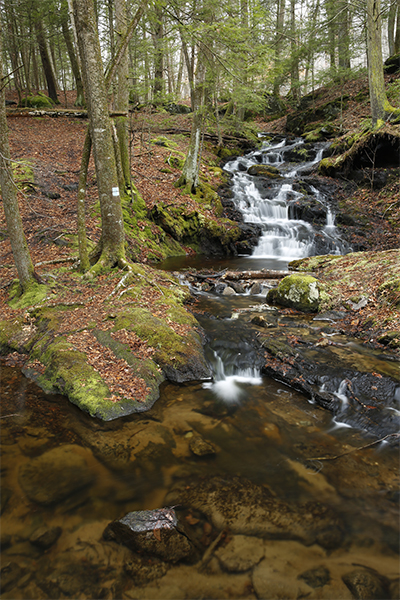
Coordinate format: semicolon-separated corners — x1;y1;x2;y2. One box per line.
203;349;262;402
224;138;347;261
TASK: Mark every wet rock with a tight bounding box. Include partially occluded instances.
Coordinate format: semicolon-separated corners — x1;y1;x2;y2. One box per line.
222;286;236;296
1;487;12;514
18;445;95;505
1;561;23;593
267;274;320;312
176;477;344;549
103;508;194;563
342;568;391;599
124;556;169;585
215;535;264;572
247;164;283;178
228;281;246;294
215;283;227;294
0;533;11;550
252;555;313;599
299;565;330;588
30;526;62;549
189;434;216;457
250;282;262;295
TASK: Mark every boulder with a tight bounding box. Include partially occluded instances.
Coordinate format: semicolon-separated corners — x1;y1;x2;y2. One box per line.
103;508;194;563
267;274;320;312
30;526;62;549
247;165;282;178
18;445;95;505
342;568;391;599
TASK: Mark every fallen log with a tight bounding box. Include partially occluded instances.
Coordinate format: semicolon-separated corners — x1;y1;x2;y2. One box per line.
222;270;291;280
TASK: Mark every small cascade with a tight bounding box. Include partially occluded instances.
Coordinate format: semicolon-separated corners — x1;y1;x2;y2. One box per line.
203;348;262;402
224;137;349;262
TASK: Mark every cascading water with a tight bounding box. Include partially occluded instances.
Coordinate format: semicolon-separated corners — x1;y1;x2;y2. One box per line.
205;136;350;401
224;136;348;261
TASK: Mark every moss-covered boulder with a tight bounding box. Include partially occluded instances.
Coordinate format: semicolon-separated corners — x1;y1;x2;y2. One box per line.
267;274;321;312
247;165;283;178
19;94;53;109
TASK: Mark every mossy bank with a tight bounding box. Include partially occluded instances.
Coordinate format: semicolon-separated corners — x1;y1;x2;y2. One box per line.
0;264;211;421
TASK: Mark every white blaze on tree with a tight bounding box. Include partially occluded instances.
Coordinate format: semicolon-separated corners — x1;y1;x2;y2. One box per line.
72;0;126;271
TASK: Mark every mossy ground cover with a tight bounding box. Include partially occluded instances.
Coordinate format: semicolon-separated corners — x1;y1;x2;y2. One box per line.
289;249;400;350
0;263;210;420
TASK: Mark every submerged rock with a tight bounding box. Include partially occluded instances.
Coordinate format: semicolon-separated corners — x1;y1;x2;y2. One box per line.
189;434;216;457
30;526;62;549
215;534;264;572
267;274;321;312
342;568;391;599
174;476;344;549
103;508;194;563
18;445;95;505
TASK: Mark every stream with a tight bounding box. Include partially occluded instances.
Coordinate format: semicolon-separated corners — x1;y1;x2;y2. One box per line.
1;137;399;599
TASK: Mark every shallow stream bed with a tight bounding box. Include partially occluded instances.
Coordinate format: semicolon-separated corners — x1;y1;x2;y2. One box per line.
1;285;399;598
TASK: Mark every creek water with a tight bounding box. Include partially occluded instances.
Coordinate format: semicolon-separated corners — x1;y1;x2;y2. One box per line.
1;138;399;599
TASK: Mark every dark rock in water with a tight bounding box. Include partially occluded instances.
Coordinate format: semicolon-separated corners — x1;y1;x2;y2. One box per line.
189;434;216;456
18;445;95;505
299;565;330;588
30;526;62;549
342;568;391;599
250;282;262;295
103;508;194;562
174;476;344;549
0;533;11;550
1;561;23;593
259;311;400;438
1;487;12;514
215;283;227;294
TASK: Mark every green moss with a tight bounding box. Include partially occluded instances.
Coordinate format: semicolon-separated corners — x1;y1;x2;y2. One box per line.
9;281;48;309
0;318;25;354
267;274;321;312
20;95;53;108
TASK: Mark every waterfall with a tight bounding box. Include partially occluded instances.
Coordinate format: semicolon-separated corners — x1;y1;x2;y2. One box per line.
203;349;262;402
224;137;348;261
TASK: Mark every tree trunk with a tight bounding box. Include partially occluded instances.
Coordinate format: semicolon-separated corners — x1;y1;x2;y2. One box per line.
366;0;399;125
115;0;131;187
72;0;126;271
35;18;59;103
179;50;206;191
290;0;300;102
61;12;85;106
338;0;351;71
0;30;37;291
273;0;286;96
151;3;164;102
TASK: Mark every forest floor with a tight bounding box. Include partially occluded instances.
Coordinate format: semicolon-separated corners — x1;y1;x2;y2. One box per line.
1;75;399;393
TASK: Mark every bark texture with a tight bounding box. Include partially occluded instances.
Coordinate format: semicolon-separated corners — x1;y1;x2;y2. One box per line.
72;0;125;269
0;30;36;290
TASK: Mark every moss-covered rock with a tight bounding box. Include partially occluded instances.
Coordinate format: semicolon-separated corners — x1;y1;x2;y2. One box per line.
267;274;321;312
112;306;210;383
19;95;53;109
247;165;282;178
